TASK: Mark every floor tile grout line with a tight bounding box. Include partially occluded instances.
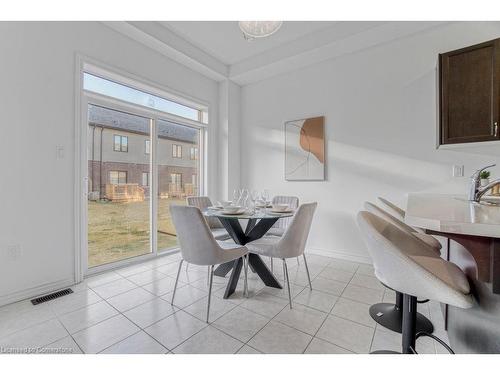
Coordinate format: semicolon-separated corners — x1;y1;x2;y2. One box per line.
236;288;302;351
170;324;247;354
305;264;376;354
2;255;401;354
305;271;354;353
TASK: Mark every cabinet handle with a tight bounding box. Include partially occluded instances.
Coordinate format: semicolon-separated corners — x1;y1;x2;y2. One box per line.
495;122;499;137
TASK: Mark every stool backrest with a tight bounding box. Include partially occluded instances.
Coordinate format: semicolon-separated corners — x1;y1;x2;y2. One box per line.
364;202;416;234
377;197;405;220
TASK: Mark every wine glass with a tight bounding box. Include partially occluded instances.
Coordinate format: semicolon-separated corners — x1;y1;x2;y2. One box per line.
232;189;240;206
261;189;270;205
239;189;248;206
249;190;259;212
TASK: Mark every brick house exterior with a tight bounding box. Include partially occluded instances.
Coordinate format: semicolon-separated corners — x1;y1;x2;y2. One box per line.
87;105;199;200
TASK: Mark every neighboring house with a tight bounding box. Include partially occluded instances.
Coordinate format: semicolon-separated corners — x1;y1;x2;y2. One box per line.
87;104;199;201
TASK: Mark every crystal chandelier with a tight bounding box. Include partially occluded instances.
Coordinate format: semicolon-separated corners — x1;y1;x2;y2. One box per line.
238;21;283;40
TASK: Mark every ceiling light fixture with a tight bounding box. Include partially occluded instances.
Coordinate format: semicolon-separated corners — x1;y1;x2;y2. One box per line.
238;21;283;41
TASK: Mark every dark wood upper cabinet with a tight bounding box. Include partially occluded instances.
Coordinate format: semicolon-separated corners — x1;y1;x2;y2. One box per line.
439;38;500;145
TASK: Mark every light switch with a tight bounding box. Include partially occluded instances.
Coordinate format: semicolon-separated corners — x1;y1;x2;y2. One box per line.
56;146;65;159
452;165;464;177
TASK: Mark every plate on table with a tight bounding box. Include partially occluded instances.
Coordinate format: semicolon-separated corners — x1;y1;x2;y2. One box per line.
269;209;294;214
208;206;223;210
221;209;246;215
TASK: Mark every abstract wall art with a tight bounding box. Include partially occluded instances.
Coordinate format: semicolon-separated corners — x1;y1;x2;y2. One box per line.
284;116;325;181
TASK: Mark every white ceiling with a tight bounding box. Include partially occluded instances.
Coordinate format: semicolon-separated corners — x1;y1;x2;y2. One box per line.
160;21;336;65
105;21;451;84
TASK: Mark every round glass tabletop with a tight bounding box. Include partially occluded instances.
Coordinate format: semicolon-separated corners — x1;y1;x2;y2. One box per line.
203;208;294;219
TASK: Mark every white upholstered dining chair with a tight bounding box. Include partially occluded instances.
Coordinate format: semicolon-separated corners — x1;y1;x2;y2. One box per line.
186;196;231;241
267;195;300;270
246;202;317;309
170;205;249;322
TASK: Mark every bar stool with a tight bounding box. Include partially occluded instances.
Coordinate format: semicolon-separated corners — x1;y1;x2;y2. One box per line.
357;211;474;354
364;202;441;334
377;196;424;233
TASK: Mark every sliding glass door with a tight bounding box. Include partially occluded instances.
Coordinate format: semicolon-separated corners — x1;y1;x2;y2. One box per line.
87;104;152;267
85;103;203;269
82;66;206;272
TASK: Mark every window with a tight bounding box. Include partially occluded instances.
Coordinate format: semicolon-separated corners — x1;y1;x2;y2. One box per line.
113;135;128;152
142;172;149;187
190;147;198;160
145;140;150;155
172;144;182;158
83;72;205;123
109;171;127;185
170;173;182;188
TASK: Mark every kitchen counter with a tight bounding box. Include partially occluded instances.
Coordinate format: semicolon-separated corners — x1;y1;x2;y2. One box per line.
405;193;500;238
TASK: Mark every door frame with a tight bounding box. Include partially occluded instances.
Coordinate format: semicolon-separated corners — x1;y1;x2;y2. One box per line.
74;56;207;280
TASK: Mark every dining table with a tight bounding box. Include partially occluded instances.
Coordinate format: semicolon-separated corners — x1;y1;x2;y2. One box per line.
203;208;294;299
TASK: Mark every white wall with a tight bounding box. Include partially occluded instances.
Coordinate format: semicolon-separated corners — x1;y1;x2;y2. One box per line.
218;79;241;201
240;22;500;263
0;22;220;305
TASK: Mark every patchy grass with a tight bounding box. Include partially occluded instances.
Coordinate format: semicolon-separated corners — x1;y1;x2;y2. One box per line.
88;198;184;267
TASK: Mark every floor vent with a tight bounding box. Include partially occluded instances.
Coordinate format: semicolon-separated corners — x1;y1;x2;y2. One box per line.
31;288;73;305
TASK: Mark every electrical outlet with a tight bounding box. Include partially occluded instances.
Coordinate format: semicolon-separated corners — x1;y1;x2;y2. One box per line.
452;165;464;177
3;244;22;261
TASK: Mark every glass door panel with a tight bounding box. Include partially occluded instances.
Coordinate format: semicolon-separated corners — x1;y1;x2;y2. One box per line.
87;104;152;267
157;119;201;252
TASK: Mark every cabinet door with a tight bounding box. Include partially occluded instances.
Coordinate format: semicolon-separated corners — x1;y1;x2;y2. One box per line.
439;39;500;145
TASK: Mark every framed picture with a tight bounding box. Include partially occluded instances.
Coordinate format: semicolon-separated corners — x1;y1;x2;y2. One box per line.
284;116;325;181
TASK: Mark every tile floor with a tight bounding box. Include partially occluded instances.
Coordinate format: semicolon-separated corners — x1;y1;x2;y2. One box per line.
0;252;449;354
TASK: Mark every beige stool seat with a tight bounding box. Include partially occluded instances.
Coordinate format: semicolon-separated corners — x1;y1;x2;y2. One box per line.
357;211;473;354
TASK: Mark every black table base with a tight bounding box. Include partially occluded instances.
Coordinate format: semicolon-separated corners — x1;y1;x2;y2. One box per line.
215;216;282;298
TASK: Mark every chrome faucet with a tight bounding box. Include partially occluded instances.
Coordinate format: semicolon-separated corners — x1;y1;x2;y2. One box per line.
468;164;500;202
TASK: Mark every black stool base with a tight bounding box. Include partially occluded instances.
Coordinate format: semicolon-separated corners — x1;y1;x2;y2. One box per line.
369;303;434;334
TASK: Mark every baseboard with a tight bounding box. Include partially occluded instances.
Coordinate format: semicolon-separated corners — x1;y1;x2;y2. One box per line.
0;277;76;308
307;247;372;265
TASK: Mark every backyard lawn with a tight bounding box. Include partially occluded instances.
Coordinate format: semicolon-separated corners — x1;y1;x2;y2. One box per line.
88;198;184;267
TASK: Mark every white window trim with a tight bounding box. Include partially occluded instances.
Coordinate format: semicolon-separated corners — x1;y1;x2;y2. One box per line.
75;55;208;279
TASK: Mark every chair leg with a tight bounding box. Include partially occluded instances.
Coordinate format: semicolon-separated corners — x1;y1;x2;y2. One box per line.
206;265;214;323
244;255;249;298
283;259;293;309
296;257;300;266
185;263;189;271
207;265;210;286
171;259;183;305
303;254;312;290
270;257;274;273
